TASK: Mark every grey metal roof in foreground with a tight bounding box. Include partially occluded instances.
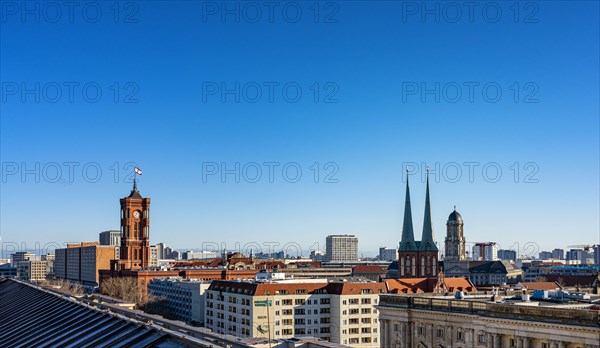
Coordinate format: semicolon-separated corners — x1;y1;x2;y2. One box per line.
0;278;197;348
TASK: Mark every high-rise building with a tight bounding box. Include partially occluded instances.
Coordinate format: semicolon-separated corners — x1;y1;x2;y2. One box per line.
205;277;385;347
378;247;398;261
54;249;67;279
10;252;39;266
325;235;358;262
497;249;517;261
164;246;173;259
472;243;498;261
80;245;116;286
538;251;552;260
99;230;121;246
156;243;165;259
566;249;585;264
398;171;439;277
150;245;159;267
112;179;151;270
552;248;564;260
55;242;116;286
594;245;600;265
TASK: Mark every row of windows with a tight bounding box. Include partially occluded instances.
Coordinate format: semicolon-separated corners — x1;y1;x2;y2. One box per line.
347;337;376;344
342;327;378;335
276;318;329;326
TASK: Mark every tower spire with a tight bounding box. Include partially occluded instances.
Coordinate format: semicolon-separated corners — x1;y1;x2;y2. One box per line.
420;168;438;251
399;169;417;251
128;177;142;198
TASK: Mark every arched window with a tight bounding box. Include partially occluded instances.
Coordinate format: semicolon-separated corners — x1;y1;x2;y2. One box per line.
411;257;416;276
421;257;425;276
400;258;405;276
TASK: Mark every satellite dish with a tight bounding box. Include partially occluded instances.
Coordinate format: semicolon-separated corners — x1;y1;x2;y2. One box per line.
257;325;268;334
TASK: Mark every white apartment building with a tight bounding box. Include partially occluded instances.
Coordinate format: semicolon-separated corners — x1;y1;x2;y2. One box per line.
17;260;47;281
205;276;385;347
147;277;211;325
150;245;159;267
472;242;499;261
325;235;358;262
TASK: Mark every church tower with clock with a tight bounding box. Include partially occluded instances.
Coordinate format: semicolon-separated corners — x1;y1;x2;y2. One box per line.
114;179;151;270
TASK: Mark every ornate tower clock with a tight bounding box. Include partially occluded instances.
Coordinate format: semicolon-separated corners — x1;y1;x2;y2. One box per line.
117;179;151;270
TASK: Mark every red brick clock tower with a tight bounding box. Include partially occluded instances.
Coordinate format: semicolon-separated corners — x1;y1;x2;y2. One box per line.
116;179;151;270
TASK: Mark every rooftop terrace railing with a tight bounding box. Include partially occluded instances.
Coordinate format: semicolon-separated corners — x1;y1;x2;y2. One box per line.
379;294;600;326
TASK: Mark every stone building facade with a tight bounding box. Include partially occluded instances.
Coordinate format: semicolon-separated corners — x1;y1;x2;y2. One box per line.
378;294;600;348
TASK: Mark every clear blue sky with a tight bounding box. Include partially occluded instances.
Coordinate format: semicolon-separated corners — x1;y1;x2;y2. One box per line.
1;1;598;258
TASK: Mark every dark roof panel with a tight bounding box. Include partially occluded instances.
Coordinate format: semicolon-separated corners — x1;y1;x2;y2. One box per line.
0;278;196;348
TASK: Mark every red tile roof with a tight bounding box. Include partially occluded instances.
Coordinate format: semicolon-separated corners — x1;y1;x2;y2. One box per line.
352;265;386;274
256;261;286;269
384;277;476;294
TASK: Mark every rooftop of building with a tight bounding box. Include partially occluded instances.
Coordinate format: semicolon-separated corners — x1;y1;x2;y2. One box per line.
208;277;387;296
384;276;476;294
378;293;600;327
469;260;520;273
351;265;386;273
514;281;562;290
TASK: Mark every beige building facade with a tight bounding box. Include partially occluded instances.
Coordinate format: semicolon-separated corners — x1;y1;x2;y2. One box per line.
17;260;47;281
205;278;385;347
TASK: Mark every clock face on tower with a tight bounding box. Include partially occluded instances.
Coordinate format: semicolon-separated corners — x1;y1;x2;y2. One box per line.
133;211;140;218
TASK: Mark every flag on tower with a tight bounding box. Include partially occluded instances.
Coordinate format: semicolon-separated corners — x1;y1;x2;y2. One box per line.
134;167;142;175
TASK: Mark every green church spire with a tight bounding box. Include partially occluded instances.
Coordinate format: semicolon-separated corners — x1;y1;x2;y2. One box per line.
420;168;438;251
399;171;417;251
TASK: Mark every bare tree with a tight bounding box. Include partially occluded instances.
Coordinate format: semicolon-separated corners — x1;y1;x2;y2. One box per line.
100;277;148;306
